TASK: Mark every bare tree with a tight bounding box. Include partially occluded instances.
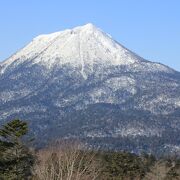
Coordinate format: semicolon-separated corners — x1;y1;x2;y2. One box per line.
143;160;172;180
33;140;101;180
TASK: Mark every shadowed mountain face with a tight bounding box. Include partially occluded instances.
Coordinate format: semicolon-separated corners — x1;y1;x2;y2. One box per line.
0;24;180;155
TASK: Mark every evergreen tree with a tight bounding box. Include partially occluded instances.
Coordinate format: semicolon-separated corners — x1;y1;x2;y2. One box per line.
0;119;34;180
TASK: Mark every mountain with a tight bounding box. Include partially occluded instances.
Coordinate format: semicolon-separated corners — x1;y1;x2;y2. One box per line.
0;23;180;155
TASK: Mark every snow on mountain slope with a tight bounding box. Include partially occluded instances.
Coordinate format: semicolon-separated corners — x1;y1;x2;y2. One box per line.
0;23;172;77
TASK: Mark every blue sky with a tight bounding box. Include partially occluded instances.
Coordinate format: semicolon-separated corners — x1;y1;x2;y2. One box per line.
0;0;179;71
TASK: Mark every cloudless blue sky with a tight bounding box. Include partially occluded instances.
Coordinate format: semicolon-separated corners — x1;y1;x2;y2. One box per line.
0;0;179;71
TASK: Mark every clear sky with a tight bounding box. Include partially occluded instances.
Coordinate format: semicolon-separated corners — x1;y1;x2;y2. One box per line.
0;0;179;71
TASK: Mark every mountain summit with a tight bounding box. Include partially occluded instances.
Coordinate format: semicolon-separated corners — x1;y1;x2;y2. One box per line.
0;23;172;77
0;24;180;155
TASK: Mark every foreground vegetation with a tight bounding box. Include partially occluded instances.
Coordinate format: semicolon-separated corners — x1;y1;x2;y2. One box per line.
0;120;180;180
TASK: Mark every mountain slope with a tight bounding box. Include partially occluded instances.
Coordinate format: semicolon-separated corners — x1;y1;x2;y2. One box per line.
0;23;180;155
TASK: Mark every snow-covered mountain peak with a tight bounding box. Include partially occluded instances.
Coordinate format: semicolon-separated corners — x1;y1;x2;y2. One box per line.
0;24;139;74
74;23;97;30
33;23;100;41
82;23;96;28
0;24;173;75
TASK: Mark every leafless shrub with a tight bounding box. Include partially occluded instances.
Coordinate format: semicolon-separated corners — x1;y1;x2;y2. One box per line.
33;140;101;180
143;160;177;180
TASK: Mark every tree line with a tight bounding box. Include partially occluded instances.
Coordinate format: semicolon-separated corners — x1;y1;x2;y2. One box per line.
0;119;180;180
